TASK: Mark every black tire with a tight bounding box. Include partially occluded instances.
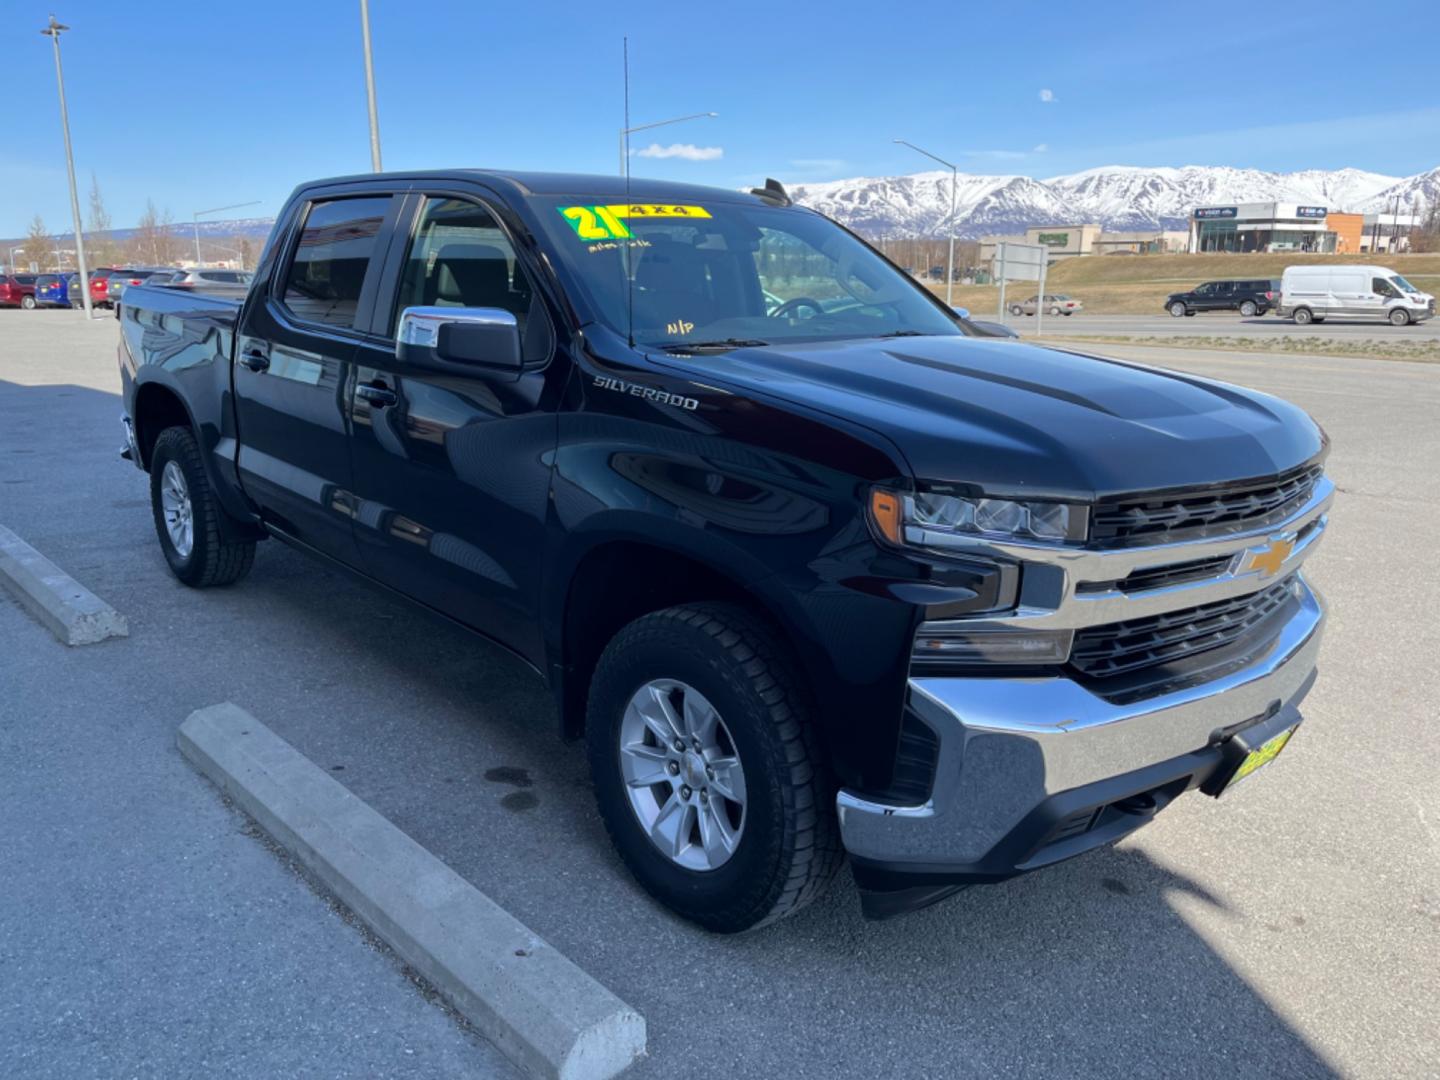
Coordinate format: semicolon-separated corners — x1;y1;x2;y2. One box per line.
1009;305;1023;316
149;426;255;587
1293;307;1313;325
1389;308;1410;326
586;603;842;933
1240;300;1258;317
1169;301;1187;317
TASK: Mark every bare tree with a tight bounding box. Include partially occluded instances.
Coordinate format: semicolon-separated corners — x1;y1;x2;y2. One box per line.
87;173;118;267
129;200;183;267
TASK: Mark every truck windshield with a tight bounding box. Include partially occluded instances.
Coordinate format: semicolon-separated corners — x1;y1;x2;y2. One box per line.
1390;275;1418;293
531;196;961;348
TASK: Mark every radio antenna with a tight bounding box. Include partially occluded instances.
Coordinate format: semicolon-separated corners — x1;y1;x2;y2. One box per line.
623;36;635;348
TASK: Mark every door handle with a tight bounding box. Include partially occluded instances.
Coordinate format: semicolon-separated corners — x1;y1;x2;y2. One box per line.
238;350;270;373
356;382;398;408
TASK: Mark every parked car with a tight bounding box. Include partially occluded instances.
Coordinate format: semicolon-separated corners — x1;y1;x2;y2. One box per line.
88;268;122;308
1165;279;1279;318
1009;294;1082;316
119;170;1332;930
0;273;40;308
167;268;254;298
143;270;180;287
34;272;79;308
1279;264;1434;326
106;269;165;307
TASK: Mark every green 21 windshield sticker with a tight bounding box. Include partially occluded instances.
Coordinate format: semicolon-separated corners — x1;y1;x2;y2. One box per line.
559;203;712;241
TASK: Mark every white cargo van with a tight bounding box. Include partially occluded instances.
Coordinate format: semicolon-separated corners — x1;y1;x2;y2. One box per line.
1279;264;1434;325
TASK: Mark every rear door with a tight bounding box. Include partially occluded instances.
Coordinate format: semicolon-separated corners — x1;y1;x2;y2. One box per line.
344;189;562;665
232;191;403;567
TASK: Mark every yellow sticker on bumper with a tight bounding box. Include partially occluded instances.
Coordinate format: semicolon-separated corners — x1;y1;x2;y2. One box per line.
560;203;712;240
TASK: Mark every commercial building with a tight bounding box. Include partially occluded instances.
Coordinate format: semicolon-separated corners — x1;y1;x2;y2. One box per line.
979;223;1186;272
1187;202;1347;253
1359;212;1420;254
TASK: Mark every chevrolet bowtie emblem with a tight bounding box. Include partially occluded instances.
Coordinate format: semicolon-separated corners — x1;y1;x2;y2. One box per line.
1244;537;1294;577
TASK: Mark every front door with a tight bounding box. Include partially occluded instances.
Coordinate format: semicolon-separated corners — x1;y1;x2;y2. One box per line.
345;192;563;666
233;193;400;566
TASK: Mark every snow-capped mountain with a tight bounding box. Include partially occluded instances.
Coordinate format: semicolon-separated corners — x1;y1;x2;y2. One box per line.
787;164;1428;237
1360;167;1440;215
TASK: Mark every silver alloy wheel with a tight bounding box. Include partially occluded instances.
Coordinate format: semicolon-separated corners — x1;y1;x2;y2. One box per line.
618;679;747;871
1170;302;1186;317
160;460;195;558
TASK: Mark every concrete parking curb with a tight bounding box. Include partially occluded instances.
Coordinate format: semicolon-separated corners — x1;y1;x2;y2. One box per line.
0;524;128;645
177;703;646;1080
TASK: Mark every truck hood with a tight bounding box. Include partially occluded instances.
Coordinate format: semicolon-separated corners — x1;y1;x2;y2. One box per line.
651;336;1324;499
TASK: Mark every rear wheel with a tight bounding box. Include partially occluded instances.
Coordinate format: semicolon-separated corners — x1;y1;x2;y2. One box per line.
1240;300;1258;317
1389;308;1411;326
20;295;36;310
149;426;256;587
1169;301;1186;317
1293;307;1313;325
586;603;842;932
1009;304;1023;316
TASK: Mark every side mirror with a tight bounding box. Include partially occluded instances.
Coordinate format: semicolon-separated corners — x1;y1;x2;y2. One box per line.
951;305;971;319
395;306;523;379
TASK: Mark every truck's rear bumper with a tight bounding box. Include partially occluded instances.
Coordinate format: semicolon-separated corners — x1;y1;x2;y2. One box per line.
836;575;1325;918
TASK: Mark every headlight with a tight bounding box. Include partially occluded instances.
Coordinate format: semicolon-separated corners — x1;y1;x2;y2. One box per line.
870;487;1088;549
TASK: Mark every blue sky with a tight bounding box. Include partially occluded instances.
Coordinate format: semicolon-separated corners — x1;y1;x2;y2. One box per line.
3;0;1437;237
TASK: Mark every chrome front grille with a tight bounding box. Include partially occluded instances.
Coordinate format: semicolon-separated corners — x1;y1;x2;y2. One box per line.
1091;464;1323;546
1069;577;1296;679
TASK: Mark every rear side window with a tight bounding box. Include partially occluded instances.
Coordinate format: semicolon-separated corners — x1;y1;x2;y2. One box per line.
14;274;36;285
281;196;391;329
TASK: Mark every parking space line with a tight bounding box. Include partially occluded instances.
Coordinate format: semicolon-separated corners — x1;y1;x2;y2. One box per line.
0;524;128;645
177;703;646;1080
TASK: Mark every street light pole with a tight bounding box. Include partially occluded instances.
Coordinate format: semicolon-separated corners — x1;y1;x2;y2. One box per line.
9;247;23;273
619;112;718;174
192;201;262;268
359;0;382;171
40;16;92;319
894;139;959;307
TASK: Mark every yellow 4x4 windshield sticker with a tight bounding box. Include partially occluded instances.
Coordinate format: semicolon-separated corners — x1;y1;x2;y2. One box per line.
559;203;712;240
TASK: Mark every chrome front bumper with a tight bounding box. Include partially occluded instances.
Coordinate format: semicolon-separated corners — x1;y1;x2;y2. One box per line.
838;575;1324;867
838;475;1333;876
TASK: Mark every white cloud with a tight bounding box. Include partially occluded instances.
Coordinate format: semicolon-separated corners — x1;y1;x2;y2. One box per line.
1039;88;1056;103
1033;143;1049;153
632;143;724;161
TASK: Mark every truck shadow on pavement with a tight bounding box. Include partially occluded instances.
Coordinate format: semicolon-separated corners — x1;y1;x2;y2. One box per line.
0;377;1341;1080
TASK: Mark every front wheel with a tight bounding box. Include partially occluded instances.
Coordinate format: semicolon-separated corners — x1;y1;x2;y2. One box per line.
1169;302;1187;317
586;603;842;933
1049;306;1061;316
1389;308;1411;326
1010;305;1023;316
149;426;256;587
1240;300;1258;317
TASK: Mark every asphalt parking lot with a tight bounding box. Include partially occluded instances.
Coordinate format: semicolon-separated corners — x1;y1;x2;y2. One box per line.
1006;311;1440;342
3;314;1438;1079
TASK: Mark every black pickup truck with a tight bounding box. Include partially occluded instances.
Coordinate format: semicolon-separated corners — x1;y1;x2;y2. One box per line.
118;171;1332;930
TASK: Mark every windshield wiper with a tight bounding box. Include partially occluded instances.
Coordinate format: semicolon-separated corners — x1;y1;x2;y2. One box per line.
875;329;929;338
655;338;769;353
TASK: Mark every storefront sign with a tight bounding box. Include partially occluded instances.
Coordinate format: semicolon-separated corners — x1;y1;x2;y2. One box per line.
1296;206;1327;218
1036;232;1070;247
1194;207;1238;219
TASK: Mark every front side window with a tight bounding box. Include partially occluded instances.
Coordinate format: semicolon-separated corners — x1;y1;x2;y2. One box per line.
281;196;391;329
1373;277;1401;298
532;196;960;348
392;197;550;361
